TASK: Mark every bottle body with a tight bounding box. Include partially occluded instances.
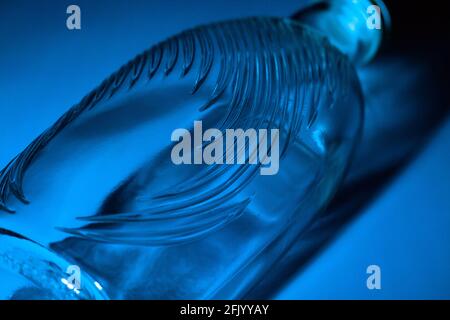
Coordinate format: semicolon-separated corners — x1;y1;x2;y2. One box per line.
0;17;363;299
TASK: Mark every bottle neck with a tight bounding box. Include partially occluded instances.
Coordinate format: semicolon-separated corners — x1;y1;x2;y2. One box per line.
291;0;391;65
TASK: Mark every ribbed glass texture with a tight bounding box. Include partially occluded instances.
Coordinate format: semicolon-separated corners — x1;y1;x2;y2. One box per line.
0;17;363;299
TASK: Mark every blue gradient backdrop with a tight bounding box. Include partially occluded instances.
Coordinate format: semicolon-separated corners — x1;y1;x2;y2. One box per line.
1;0;449;299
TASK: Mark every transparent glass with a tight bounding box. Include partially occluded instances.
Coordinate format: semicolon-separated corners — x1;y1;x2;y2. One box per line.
0;17;363;299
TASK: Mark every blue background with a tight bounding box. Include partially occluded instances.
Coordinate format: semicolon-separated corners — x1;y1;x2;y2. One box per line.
1;0;449;299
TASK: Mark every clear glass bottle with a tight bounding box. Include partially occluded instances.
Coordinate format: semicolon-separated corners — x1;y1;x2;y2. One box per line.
0;0;387;299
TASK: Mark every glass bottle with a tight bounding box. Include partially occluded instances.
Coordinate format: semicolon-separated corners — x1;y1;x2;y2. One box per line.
0;0;387;299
